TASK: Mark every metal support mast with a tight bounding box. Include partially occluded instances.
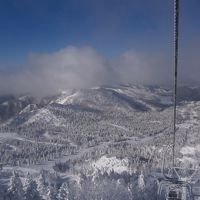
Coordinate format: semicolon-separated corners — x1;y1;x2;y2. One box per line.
172;0;179;168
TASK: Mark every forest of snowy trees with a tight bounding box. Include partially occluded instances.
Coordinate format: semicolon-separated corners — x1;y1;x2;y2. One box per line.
0;169;157;200
0;105;175;170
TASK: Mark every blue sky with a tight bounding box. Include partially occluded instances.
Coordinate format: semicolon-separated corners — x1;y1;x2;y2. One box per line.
0;0;199;66
0;0;199;94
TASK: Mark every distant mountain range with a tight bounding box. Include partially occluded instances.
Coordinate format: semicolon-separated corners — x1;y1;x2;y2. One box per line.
0;85;200;124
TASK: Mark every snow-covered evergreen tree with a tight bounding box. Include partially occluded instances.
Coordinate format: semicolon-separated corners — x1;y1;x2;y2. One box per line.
47;185;57;200
7;172;24;200
138;171;145;191
24;175;42;200
182;186;188;200
37;172;47;198
57;182;69;200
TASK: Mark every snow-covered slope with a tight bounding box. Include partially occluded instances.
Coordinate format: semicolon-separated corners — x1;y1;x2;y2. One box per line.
52;85;173;112
90;156;129;173
24;108;63;126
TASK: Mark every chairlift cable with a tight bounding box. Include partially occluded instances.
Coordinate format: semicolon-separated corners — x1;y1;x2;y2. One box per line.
172;0;179;168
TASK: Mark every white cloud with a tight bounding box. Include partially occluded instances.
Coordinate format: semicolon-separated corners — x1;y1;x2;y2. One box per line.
0;46;112;96
0;45;198;96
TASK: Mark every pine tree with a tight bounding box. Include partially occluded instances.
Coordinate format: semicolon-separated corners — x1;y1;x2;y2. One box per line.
47;185;57;200
24;175;42;200
181;186;187;200
57;183;69;200
37;173;47;198
7;172;24;200
138;171;145;191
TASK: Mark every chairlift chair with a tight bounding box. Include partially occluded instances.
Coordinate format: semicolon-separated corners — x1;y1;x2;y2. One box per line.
157;168;197;200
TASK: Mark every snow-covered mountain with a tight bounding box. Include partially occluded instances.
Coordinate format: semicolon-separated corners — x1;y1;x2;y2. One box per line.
1;85;200;124
0;94;53;123
0;84;200;199
55;85;172;111
0;85;167;123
